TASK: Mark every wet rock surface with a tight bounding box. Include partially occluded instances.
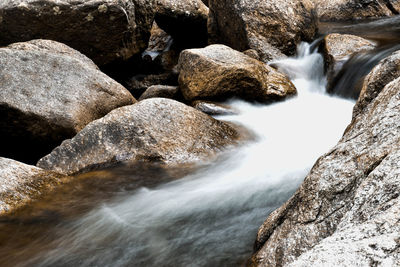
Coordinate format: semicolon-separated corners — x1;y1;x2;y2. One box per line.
208;0;316;56
250;75;400;266
322;33;376;91
0;39;135;163
0;157;65;215
178;44;297;103
37;98;241;175
192;101;238;116
0;0;155;66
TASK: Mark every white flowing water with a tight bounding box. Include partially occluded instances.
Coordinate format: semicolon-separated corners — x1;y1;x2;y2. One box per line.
27;43;355;266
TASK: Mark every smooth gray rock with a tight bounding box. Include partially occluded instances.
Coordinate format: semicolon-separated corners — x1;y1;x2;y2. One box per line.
0;39;135;163
250;75;400;266
178;44;297;103
0;157;64;215
0;0;155;65
208;0;316;56
192;101;238;116
37;98;241;175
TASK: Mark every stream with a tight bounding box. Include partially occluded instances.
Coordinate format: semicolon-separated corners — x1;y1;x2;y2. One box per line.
2;17;399;267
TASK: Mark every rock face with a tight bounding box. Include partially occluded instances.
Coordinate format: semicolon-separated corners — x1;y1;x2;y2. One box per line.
0;157;64;215
138;85;180;100
0;39;135;163
0;0;155;65
37;98;241;175
322;33;376;90
354;49;400;118
250;77;400;265
315;0;400;21
178;45;297;103
155;0;208;47
208;0;316;56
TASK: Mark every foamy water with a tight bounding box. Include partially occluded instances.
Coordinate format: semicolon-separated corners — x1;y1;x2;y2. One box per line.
26;43;355;267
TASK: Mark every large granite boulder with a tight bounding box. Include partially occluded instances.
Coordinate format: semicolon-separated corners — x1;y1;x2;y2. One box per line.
321;33;376;91
0;157;65;215
37;98;241;175
0;0;155;65
155;0;208;47
0;39;135;163
250;76;400;265
178;45;296;103
208;0;316;56
315;0;400;21
354;49;400;118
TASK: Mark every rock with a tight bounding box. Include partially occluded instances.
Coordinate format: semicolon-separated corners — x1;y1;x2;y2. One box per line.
37;98;241;175
316;0;400;21
250;75;400;265
126;72;179;98
0;39;135;163
0;0;155;66
0;157;65;215
155;0;208;47
178;44;297;103
192;101;238;116
143;22;173;57
353;49;400;118
208;0;316;55
138;85;180;101
322;33;376;91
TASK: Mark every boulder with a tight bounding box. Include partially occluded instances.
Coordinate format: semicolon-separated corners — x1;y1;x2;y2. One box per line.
178;45;297;103
0;0;155;66
138;85;180;100
37;98;241;175
155;0;208;47
250;75;400;265
126;72;178;98
192;101;238;116
0;157;65;215
208;0;316;56
322;33;376;90
315;0;400;21
354;49;400;118
0;39;135;163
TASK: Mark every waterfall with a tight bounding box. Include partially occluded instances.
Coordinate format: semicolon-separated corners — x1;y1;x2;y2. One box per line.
21;43;355;267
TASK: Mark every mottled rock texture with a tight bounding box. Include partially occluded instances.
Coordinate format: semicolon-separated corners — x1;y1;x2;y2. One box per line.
138;85;180;101
155;0;208;47
178;45;296;103
0;39;135;163
0;157;65;215
37;98;241;175
315;0;400;21
0;0;155;65
250;75;400;265
208;0;316;56
322;33;376;90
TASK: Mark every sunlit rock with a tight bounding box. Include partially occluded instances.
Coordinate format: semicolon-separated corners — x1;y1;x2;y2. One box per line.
0;39;135;163
178;44;297;103
37;98;241;175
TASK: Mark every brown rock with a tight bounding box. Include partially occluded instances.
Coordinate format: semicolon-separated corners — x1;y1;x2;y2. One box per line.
0;0;155;66
178;45;297;103
322;33;376;90
208;0;316;55
250;75;400;265
316;0;400;21
37;98;241;175
0;157;65;215
0;39;135;163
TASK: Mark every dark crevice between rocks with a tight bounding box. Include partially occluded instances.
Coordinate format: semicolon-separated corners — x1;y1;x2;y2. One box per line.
383;0;400;15
0;104;75;165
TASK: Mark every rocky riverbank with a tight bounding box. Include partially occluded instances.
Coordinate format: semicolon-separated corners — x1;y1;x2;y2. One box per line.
1;0;400;266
